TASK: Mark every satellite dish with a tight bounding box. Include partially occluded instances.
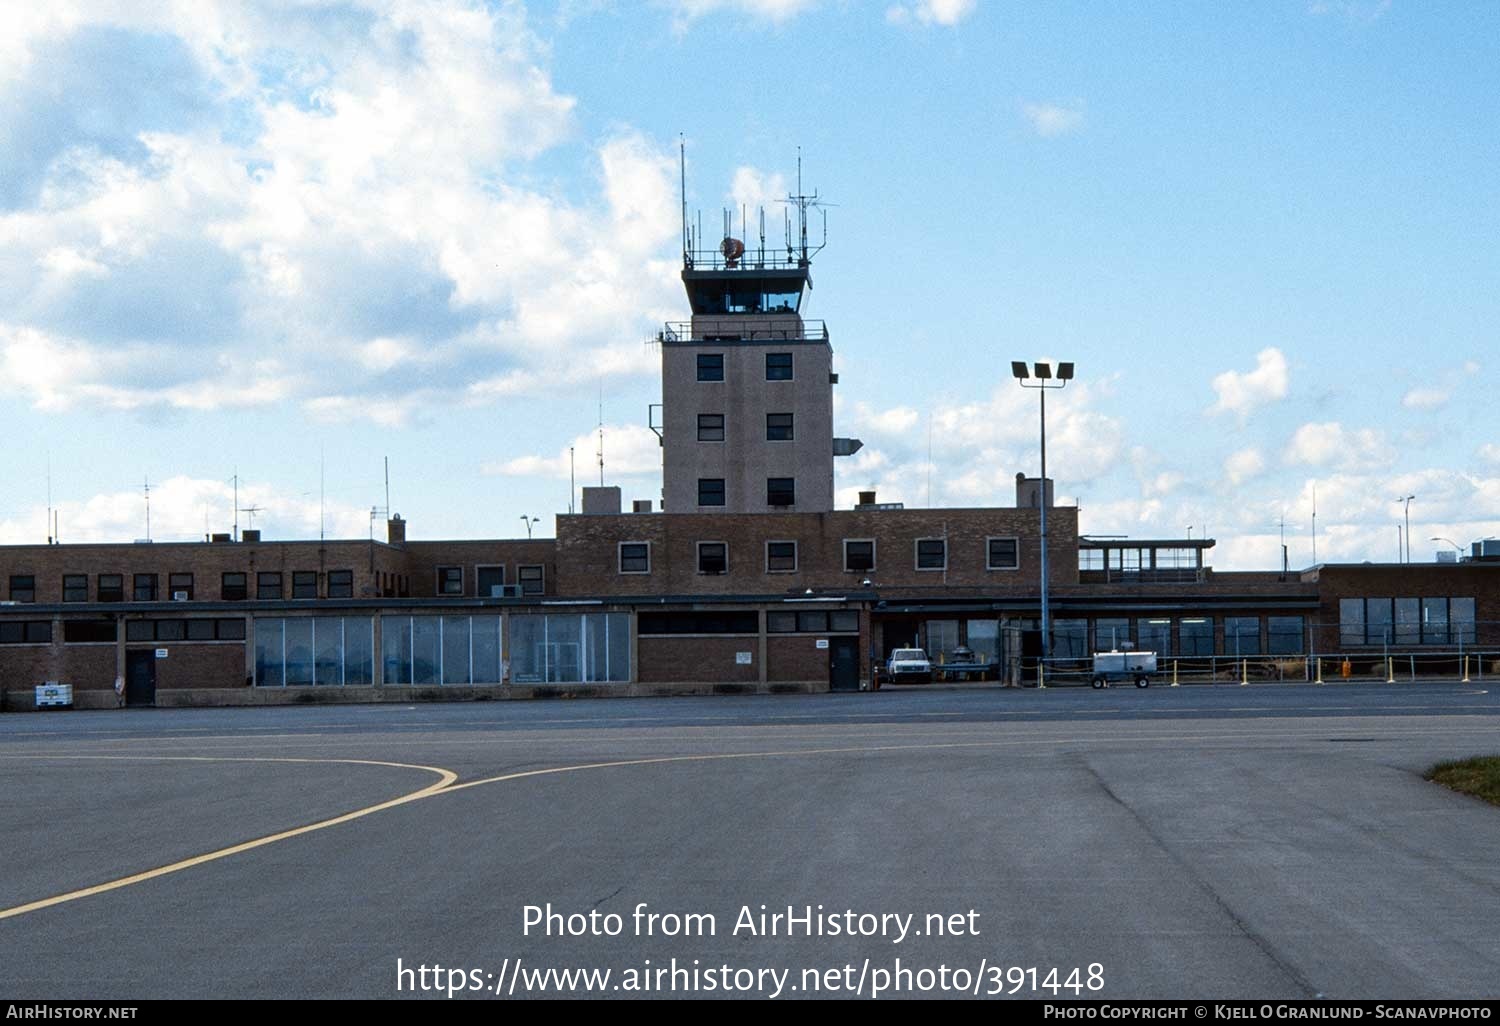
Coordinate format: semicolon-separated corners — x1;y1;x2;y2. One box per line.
720;236;745;267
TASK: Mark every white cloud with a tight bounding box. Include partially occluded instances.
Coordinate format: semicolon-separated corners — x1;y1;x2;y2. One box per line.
1479;443;1500;466
727;166;790;217
1225;447;1267;486
886;0;977;27
660;0;819;27
0;3;684;417
484;424;663;480
0;475;372;546
1285;422;1392;471
1209;347;1290;419
1021;100;1085;138
1402;387;1449;411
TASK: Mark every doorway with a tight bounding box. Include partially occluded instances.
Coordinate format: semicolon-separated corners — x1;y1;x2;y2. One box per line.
125;650;156;707
829;637;860;692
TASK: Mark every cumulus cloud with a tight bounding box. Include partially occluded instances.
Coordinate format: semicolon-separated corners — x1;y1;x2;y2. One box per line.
1224;447;1267;486
886;0;977;26
660;0;819;27
484;424;664;481
1479;443;1500;466
0;475;372;546
0;2;683;422
1021;100;1085;138
1285;421;1393;471
1209;347;1290;419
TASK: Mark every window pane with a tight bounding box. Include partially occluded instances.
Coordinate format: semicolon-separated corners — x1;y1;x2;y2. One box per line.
1338;599;1364;647
223;573;247;600
926;620;960;661
314;618;342;685
285;618;314;685
766;413;794;441
1094;618;1129;650
917;539;946;569
696;353;724;381
476;566;505;597
1267;617;1304;655
767;541;797;571
412;616;440;685
186;619;215;641
519;566;544;596
797;611;828;633
344;617;374;685
1453;597;1476;645
584;614;609;683
830;611;860;633
472;615;501;684
698;543;727;574
697;478;725;506
606;613;631;683
988;538;1018;569
966;621;1002;660
63;575;89;602
697;414;725;442
382;616;412;686
1136;619;1172;657
294;572;319;599
620;544;650;573
767;478;795;506
510;615;545;682
766;353;793;380
767;611;797;633
217;618;246;641
1394;598;1420;645
255;619;284;686
1366;598;1392;645
1049;619;1087;659
1226;617;1262;656
442;615;471;685
126;621;153;642
1421;597;1448;645
845;541;874;571
1179;618;1214;656
547;614;582;683
328;570;354;598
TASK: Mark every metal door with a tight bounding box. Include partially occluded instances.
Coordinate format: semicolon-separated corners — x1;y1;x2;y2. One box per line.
829;637;860;692
125;650;156;707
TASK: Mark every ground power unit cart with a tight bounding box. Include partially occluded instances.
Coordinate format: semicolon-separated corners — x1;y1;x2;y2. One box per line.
1090;650;1157;689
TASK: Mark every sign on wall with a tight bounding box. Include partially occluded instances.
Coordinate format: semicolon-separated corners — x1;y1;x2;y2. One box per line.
156;648;169;659
815;639;829;650
736;652;753;665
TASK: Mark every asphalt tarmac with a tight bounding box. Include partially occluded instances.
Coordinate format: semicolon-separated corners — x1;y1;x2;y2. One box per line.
2;681;1498;1000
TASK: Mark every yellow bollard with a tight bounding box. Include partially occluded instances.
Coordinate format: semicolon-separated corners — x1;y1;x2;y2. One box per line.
1240;659;1248;686
1386;657;1395;684
1315;657;1324;685
1462;655;1470;684
1172;660;1179;686
1038;660;1045;690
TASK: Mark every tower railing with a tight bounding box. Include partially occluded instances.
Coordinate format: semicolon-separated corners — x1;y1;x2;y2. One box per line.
657;321;828;344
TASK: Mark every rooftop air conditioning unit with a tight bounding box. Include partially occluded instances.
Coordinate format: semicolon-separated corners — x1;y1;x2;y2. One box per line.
172;591;189;601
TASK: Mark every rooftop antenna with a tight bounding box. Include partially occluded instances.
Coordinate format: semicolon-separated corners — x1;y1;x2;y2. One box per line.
46;451;53;545
780;147;832;267
569;446;576;515
143;476;151;542
232;470;239;541
679;135;689;267
1311;483;1318;564
384;456;391;521
319;448;326;543
597;388;605;487
239;504;263;532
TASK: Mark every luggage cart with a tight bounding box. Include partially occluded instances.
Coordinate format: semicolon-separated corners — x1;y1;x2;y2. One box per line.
1090;650;1156;689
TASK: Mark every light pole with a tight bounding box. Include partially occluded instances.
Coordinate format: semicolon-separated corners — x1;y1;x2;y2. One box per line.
520;515;539;539
1431;536;1462;555
1397;495;1415;563
1011;360;1073;664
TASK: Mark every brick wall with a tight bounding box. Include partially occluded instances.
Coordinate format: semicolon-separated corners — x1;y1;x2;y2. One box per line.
555;506;1078;597
766;636;831;684
128;643;247;691
638;636;760;684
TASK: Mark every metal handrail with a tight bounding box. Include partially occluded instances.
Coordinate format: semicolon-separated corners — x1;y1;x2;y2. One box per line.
658;321;828;344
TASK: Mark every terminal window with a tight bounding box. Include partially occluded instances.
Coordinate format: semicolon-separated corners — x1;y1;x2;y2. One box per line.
619;543;651;574
698;542;729;575
133;574;158;602
8;575;35;602
916;539;947;570
767;477;796;507
169;573;194;600
327;570;354;598
987;537;1019;570
766;413;794;441
222;572;248;601
257;572;283;600
767;541;797;572
437;566;463;596
518;565;545;596
63;574;89;602
97;574;124;603
293;571;320;599
698;478;726;507
844;540;875;573
765;353;793;380
697;414;725;442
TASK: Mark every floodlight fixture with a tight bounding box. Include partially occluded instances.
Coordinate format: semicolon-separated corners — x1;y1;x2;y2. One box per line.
1057;362;1075;381
1011;361;1029;380
1033;362;1052;380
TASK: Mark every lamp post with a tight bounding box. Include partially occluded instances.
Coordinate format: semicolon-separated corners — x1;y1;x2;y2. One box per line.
520;515;540;539
1011;360;1073;663
1431;537;1462;555
1396;495;1415;563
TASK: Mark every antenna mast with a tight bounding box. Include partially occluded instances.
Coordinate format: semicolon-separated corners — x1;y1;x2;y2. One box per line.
144;476;151;542
597;389;605;487
46;451;53;545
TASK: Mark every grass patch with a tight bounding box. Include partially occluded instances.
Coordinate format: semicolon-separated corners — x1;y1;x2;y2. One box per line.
1425;756;1500;807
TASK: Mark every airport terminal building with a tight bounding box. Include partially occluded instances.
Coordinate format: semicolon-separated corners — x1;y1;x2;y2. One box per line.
3;212;1498;708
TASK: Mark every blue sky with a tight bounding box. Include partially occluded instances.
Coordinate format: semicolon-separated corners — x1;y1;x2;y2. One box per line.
1;0;1496;569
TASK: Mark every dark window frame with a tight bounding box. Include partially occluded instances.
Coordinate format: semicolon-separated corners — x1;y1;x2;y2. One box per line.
256;572;283;600
168;573;194;601
475;565;506;598
518;565;545;596
63;574;89;603
9;575;36;603
766;412;794;441
133;574;158;602
98;574;124;603
222;572;248;601
697;478;726;507
327;570;354;598
765;352;794;381
697;413;726;442
697;541;729;575
292;571;320;599
696;353;724;382
767;477;796;507
843;539;876;573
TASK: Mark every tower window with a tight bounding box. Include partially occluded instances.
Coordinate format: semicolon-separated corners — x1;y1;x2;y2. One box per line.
698;478;726;507
697;414;725;442
767;478;796;507
766;353;793;380
619;543;651;574
697;542;729;575
697;354;724;382
987;537;1020;570
766;413;794;441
